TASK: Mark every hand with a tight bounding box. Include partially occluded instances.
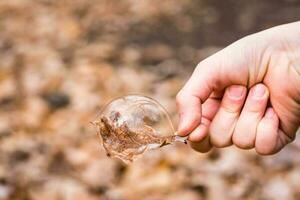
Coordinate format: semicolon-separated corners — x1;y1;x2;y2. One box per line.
176;22;300;155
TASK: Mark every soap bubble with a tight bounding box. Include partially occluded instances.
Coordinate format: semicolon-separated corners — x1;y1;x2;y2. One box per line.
94;95;186;163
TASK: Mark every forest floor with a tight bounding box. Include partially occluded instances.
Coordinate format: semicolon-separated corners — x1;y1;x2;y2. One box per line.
0;0;300;200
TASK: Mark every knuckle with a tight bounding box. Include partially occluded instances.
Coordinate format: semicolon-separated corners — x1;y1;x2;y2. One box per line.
222;104;242;114
244;92;269;113
245;105;264;113
195;61;203;71
222;96;245;113
176;92;184;104
245;102;267;113
194;60;210;75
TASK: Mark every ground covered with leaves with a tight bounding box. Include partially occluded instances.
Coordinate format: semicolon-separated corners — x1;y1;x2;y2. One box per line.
0;0;300;200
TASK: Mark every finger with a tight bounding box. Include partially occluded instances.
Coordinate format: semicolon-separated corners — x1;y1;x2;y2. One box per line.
188;97;220;153
255;107;293;155
233;84;269;149
189;116;212;153
176;60;221;136
188;119;210;142
210;85;247;147
188;97;220;142
176;91;202;136
255;108;279;155
276;129;294;152
201;96;222;121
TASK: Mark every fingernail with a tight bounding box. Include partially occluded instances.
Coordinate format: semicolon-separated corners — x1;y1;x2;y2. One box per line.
252;84;266;99
228;85;244;99
265;108;274;118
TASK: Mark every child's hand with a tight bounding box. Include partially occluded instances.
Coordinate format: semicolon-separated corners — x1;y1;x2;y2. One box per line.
176;22;300;155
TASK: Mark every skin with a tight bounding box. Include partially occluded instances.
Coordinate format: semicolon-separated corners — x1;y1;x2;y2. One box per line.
176;22;300;155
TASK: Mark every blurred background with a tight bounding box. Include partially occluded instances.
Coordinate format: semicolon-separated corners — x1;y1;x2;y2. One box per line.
0;0;300;199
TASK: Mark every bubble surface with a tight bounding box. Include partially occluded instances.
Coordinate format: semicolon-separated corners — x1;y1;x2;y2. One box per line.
94;95;184;163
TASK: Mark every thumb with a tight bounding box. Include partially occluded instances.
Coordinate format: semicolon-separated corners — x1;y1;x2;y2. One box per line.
176;53;225;136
